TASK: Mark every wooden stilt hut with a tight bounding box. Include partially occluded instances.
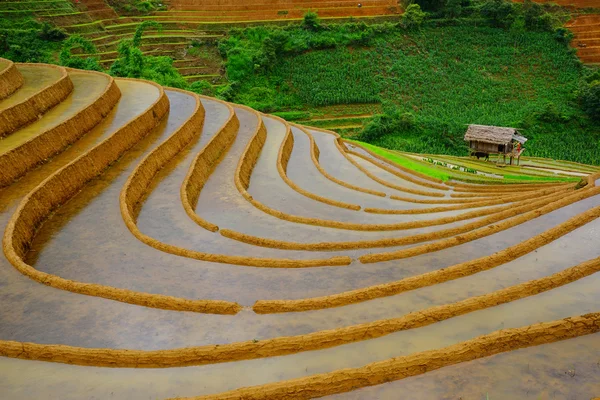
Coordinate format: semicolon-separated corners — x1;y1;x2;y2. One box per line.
464;124;527;165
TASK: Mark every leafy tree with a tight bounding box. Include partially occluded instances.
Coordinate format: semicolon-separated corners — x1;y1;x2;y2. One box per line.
580;81;600;121
444;0;463;18
59;35;102;71
401;4;427;30
132;20;162;48
481;0;515;28
303;11;321;31
522;0;554;31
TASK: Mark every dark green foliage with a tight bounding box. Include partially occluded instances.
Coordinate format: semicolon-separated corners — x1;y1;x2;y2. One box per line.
107;0;166;15
59;35;102;71
359;105;416;141
580;81;600;121
444;0;463;19
554;27;574;45
480;0;515;28
132;21;162;48
401;4;427;29
0;18;65;63
522;0;555;32
189;80;215;97
302;11;321;31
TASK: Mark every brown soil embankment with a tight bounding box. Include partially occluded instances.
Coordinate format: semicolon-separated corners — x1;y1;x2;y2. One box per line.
274;116;361;210
360;185;600;263
0;64;73;137
0;58;23;100
222;188;570;251
0;79;196;314
175;312;600;400
180;99;239;232
1;249;599;369
123;99;350;268
301;125;387;197
254;204;600;313
0;70;121;188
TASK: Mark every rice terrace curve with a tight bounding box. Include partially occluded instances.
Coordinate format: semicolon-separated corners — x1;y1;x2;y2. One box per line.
1;0;600;398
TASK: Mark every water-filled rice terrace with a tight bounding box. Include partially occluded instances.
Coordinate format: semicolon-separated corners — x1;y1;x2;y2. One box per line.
0;59;600;399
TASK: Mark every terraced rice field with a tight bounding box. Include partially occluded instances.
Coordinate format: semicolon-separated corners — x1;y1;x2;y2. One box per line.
568;13;600;64
1;58;600;399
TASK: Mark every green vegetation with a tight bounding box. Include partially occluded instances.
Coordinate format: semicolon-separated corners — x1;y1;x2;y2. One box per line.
0;1;599;165
217;7;600;165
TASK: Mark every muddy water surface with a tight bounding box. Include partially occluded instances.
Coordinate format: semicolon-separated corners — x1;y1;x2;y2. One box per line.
0;64;62;111
0;72;110;154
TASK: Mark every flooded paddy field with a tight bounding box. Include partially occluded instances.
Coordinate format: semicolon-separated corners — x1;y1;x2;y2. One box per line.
0;62;598;399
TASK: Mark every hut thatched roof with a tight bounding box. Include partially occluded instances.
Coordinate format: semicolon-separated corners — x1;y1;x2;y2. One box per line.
464;125;526;145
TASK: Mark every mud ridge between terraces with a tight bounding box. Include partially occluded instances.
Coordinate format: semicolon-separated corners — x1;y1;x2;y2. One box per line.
180;98;239;232
306;126;555;202
253;204;600;312
124;98;350;269
1;78;187;314
347;139;570;189
364;184;570;214
0;69;122;188
0;63;74;137
228;117;572;232
0;58;23;100
173;312;600;400
299;125;387;197
273;115;361;211
359;185;600;263
1;252;599;368
334;138;448;197
221;187;572;250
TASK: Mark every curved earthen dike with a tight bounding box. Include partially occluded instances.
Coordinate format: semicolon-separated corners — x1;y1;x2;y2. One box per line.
175;312;600;400
0;58;23;100
335;138;448;197
221;188;571;251
0;79;199;314
122;98;350;269
0;69;121;188
180;98;239;232
0;249;599;369
0;64;74;137
347;139;568;190
299;125;387;197
365;184;569;214
253;204;600;313
360;185;600;263
274;116;362;210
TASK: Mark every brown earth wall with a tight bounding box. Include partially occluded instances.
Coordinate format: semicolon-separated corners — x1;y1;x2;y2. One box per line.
0;58;23;100
0;64;73;138
336;139;446;197
221;188;570;251
180;99;239;232
0;79;203;314
360;185;600;263
177;313;600;399
121;99;350;269
1;248;599;369
274;116;361;211
253;204;600;313
0;70;121;188
299;125;387;197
